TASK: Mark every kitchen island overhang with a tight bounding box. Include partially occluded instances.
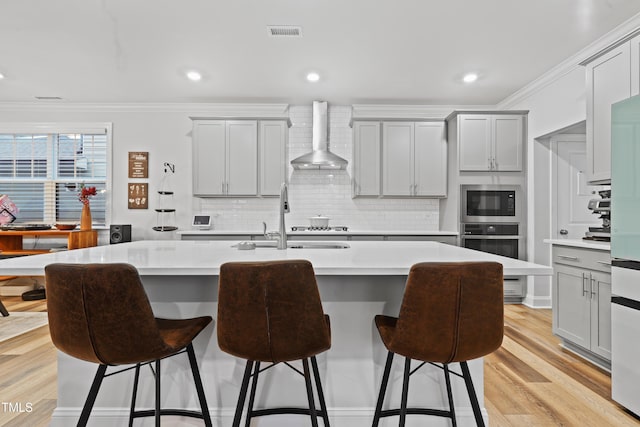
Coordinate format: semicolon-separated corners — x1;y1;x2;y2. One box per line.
0;241;551;427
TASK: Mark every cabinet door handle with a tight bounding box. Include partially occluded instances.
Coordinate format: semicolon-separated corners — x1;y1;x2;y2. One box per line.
413;183;417;195
558;255;579;261
596;261;611;266
590;275;597;299
221;182;225;194
488;158;492;170
582;273;588;297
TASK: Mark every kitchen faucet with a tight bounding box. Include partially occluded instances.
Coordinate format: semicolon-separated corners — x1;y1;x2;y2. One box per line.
263;182;289;249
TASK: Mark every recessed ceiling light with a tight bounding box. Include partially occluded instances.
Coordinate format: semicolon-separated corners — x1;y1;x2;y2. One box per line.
0;73;4;79
186;71;202;81
463;73;478;83
307;72;320;82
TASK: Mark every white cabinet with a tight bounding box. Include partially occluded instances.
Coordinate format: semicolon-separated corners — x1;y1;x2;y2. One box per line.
352;121;381;197
192;119;288;197
585;43;631;184
458;114;523;171
381;121;446;197
259;120;288;196
552;245;612;363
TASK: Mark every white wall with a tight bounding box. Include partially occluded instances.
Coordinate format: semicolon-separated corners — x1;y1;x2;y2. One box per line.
0;104;441;241
498;66;587;307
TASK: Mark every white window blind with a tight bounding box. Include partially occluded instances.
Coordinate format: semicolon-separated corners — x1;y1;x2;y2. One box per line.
0;132;107;224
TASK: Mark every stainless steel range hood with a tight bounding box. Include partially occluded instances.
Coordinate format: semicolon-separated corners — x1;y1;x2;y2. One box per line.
291;101;348;170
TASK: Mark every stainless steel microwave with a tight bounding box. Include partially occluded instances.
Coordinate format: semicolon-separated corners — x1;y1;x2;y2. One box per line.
461;185;523;223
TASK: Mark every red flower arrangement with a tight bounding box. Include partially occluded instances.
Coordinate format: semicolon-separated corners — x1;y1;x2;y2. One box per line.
78;184;97;206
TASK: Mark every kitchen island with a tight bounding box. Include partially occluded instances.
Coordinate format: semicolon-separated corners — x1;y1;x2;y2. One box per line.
0;240;551;427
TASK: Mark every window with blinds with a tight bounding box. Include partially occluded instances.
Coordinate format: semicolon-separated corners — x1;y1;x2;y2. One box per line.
0;132;107;224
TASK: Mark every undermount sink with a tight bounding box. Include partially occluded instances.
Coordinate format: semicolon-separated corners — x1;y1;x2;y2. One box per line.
233;241;350;250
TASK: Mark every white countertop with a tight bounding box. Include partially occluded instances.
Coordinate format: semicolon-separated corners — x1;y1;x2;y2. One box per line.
0;240;551;277
544;238;610;251
176;229;459;236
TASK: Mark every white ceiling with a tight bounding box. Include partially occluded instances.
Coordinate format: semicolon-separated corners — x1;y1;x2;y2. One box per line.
2;0;640;106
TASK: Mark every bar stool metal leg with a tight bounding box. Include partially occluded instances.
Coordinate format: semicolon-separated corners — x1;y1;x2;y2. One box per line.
244;361;261;427
399;357;411;427
311;356;331;427
78;364;108;427
233;360;255;427
154;359;161;427
443;363;457;427
372;351;394;427
302;358;319;427
460;361;485;427
128;364;141;427
186;343;213;427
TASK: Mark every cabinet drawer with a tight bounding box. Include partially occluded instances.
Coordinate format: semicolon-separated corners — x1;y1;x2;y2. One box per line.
553;246;611;273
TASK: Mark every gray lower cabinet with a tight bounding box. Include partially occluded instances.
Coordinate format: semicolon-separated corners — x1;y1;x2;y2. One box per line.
552;245;611;364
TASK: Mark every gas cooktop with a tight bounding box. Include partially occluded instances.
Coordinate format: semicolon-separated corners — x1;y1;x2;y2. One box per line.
290;226;349;232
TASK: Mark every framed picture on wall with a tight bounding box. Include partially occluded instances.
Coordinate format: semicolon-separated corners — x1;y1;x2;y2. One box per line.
128;183;148;209
128;152;149;178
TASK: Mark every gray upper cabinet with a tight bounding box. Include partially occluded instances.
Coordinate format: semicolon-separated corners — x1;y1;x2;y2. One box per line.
382;122;414;196
192;120;258;196
413;121;447;197
458;114;523;172
352;121;381;197
259;120;288;196
381;121;447;197
585;43;631;184
192;119;287;197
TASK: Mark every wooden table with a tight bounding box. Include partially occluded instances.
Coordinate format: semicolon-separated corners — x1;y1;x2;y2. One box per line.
0;229;98;316
0;229;97;255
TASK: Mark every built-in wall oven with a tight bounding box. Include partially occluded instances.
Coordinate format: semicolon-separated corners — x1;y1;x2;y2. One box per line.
461;223;524;260
461;185;525;299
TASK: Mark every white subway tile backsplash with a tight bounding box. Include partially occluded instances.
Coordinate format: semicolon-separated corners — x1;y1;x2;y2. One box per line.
200;105;440;231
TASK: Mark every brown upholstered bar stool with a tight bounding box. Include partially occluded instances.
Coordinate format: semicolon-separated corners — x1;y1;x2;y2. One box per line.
44;263;213;427
217;259;331;427
372;261;503;427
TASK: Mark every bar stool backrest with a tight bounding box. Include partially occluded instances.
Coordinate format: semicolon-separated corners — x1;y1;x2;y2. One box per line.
45;263;173;365
217;259;331;363
391;261;504;363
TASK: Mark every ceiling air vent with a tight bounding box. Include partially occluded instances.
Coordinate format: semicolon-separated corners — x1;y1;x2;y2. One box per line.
267;25;302;38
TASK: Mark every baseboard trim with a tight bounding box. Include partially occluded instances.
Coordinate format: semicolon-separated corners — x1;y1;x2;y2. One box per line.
522;294;552;308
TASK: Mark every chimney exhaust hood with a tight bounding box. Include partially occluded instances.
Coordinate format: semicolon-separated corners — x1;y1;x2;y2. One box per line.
291;101;348;170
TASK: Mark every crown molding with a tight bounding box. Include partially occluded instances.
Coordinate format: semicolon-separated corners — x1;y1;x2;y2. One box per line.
0;102;290;117
351;104;495;120
498;13;640;109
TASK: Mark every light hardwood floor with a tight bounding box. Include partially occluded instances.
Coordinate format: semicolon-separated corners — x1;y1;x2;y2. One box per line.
0;297;638;426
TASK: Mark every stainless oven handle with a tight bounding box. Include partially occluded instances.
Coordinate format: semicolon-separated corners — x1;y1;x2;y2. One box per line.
557;255;579;261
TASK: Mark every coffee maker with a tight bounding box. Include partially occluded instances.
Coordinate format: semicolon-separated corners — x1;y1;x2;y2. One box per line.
584;189;611;241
